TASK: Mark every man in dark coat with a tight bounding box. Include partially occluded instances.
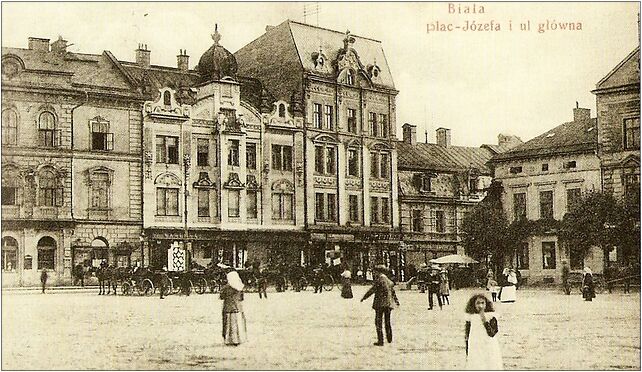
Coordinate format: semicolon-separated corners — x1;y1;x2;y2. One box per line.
313;264;324;294
40;269;48;294
361;265;400;346
427;266;443;310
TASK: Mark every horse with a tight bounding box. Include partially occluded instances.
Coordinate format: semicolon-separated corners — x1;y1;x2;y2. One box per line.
96;265;112;295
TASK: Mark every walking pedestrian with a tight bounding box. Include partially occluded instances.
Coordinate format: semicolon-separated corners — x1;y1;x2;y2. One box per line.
361;265;400;346
582;266;595;301
313;264;323;294
427;265;443;310
257;264;268;299
159;266;170;300
340;267;353;299
497;268;509;301
487;277;499;302
220;269;247;346
440;269;450;305
500;269;517;303
464;293;503;370
40;269;48;294
561;260;571;295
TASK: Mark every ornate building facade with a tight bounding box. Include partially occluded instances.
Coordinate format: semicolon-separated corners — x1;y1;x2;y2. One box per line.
235;21;400;278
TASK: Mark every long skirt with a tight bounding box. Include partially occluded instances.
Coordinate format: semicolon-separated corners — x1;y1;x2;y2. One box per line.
341;278;353;298
222;312;247;345
583;285;595;301
499;285;516;303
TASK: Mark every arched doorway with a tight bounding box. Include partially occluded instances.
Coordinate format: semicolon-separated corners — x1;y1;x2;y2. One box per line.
37;237;56;270
2;236;18;272
90;238;109;267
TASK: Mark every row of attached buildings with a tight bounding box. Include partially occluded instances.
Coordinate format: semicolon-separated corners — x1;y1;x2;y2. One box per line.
1;20;638;286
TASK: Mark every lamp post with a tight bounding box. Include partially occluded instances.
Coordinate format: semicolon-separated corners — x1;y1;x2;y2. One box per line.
139;232;145;268
183;153;191;273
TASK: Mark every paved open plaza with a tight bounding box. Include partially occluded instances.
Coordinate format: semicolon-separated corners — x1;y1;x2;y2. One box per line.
2;286;639;370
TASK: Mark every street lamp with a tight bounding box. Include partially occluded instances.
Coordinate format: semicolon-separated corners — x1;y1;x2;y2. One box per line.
139;232;145;268
183;153;191;273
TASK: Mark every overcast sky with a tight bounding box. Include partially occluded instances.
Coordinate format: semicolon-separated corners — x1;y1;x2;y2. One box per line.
2;2;639;147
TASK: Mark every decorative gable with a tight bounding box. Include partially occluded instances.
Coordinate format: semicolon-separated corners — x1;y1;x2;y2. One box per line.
144;88;191;118
223;172;244;189
265;100;296;128
193;172;216;189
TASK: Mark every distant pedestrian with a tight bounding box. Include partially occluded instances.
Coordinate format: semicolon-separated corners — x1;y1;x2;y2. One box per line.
561;261;571;295
73;263;84;287
497;268;509;301
464;293;502;370
427;265;443;310
159;266;170;300
257;265;268;299
40;269;48;294
361;265;400;346
582;267;595;301
340;268;353;299
440;269;450;305
500;269;517;303
313;264;323;294
487;278;499;302
514;269;522;290
220;270;247;346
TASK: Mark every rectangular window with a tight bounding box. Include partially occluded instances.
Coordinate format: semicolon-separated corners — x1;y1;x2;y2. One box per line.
370;197;379;224
421;175;432;192
381;197;390;223
313;103;322;129
327;193;337;222
370;152;379;178
349;195;359;222
566;188;581;212
2;187;17;206
347;148;359;177
380;153;390;178
315;146;324;174
347;108;357;133
379;114;388;138
542;163;549;172
247;191;258;219
469;177;478;193
563;161;577;169
272;193;293;220
282;194;293;220
221;109;237;129
542;242;556;269
509;166;523;174
513;193;527;220
324;105;334;130
435;210;445;233
315;193;325;221
228;140;240;166
91;121;113;151
369;112;378;137
156;136;179;164
272;145;292;171
90;172;109;209
624;117;640;150
539;190;554;220
246;143;256;170
228;190;240;217
516;243;529;270
197;139;209;167
156;188;179;216
624;173;641;198
197;189;209;217
412;209;423;232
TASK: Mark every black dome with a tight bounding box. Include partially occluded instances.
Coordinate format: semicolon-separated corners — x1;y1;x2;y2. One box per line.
196;25;237;82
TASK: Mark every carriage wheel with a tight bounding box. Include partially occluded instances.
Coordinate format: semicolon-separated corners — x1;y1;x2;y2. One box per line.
195;278;207;295
141;279;155;296
166;278;174;296
209;280;220;294
323;275;334;291
172;279;181;294
121;282;132;296
187;280;194;295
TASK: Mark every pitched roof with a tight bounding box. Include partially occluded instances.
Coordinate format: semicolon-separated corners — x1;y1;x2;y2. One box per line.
397;141;496;174
595;46;640;91
235;20;395;102
491;118;597;162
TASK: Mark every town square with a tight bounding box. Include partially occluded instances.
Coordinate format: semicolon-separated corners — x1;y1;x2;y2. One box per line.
1;2;640;370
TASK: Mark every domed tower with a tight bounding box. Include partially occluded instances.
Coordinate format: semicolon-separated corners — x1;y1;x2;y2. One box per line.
196;24;238;83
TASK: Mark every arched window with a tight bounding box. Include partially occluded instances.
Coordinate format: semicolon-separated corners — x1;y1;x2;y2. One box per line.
91;238;109;265
37;236;56;270
39;169;62;207
278;104;286;118
38;111;57;147
163;91;171;106
2;109;18;145
1;167;20;206
346;70;355;86
2;236;18;272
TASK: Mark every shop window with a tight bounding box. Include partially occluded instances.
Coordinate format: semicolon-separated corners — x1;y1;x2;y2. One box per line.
539;190;554;220
197;189;209;217
37;236;56;270
2;108;18;145
156;187;179;216
90;119;113;151
39;169;62;207
247;190;258;219
156;136;179;164
272;145;292;171
197;139;209;167
347;148;359;177
2;236;18;272
228;140;240;167
246;143;257;170
513;193;526;220
624;117;640;150
542;242;556;269
38;111;59;147
228;189;240;218
348;195;359;222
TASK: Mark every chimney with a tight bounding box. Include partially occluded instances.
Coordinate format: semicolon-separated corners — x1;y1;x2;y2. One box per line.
402;123;417;145
28;37;50;52
177;49;189;71
136;44;151;68
573;102;591;122
50;36;67;55
436;127;451;148
265;25;275;32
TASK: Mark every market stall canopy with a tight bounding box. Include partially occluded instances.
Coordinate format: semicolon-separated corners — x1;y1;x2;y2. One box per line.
429;254;479;265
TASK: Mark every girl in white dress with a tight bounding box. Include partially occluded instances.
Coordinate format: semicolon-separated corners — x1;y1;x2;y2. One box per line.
464;294;503;370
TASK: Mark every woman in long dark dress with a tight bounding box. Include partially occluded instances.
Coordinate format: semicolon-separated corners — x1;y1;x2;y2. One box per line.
220;270;247;345
340;268;353;299
582;267;595;301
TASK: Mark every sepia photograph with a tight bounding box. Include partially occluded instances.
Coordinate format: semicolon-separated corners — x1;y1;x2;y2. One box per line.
1;1;640;370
